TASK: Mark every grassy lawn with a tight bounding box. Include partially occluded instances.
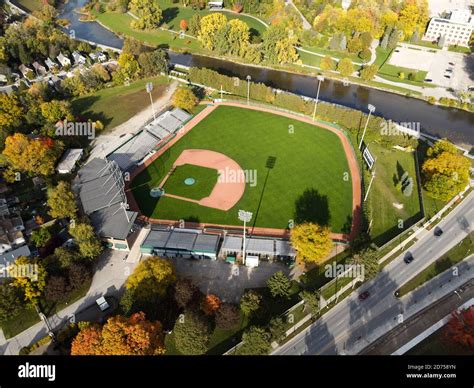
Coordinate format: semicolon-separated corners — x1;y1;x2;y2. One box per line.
368;143;422;247
448;45;471;54
15;0;43;11
72;75;169;130
300;46;361;62
1;280;92;339
398;233;473;296
131;105;353;232
321;276;353;300
163;164;219;200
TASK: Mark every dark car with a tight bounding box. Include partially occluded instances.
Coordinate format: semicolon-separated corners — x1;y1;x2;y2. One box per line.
444;75;451;79
404;252;414;264
358;291;370;301
434;227;444;237
424;79;433;82
449;62;455;66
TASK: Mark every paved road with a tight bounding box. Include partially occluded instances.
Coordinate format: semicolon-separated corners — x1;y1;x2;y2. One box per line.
273;191;474;355
0;250;136;355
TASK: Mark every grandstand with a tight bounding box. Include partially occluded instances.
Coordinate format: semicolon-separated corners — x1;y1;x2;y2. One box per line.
107;108;192;171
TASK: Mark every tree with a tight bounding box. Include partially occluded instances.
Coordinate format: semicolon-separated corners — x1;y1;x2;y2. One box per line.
359;48;372;61
262;24;299;65
91;64;110;82
180;19;188;31
215;303;240;330
349;248;379;281
47;181;78;219
125;256;176;300
269;317;286;342
235;326;271;355
0;93;23;130
0;283;23;323
68;222;103;259
44;275;69;302
2;133;62;179
387;28;401;50
444;307;474;349
174;278;199;309
320;55;336;71
30;227;52;247
267;271;292;299
422;140;470;201
138;49;168;77
240;290;262;315
172;88;198;112
299;290;319;313
337;58;354;77
360;64;379;81
201;294;221;315
347;37;362;54
11;257;47;306
71;312;166;355
173;309;211;355
114;52;140;84
188;14;201;36
68;263;91;291
129;0;162;30
40;100;74;123
290;222;333;265
198;13;228;50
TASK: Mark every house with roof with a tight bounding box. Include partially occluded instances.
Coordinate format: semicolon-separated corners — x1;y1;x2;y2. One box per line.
18;64;34;78
0;245;31;278
97;52;107;62
45;58;58;72
72;51;87;65
76;158;138;250
56;148;84;174
32;61;47;77
57;53;71;68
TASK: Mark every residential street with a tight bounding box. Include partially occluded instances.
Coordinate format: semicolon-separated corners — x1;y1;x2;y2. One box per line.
272;191;474;355
0;250;136;355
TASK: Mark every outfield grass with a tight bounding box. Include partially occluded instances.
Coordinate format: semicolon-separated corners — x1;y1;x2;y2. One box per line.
131;105;353;232
163;164;219;200
368;143;422;246
72;76;169;130
398;233;473;296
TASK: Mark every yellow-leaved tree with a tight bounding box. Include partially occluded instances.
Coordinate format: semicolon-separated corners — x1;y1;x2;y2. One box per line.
290;222;333;265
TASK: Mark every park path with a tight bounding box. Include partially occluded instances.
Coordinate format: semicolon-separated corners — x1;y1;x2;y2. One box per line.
126;102;362;242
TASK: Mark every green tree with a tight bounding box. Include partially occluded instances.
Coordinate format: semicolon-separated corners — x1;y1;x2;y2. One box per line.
173;309;211;355
215;303;240;330
114;53;141;84
129;0;162;30
269;317;286;343
360;64;379;81
172;88;199;112
349;248;379;281
337;58;354;77
235;326;271;355
290;222;333;264
68;222;103;259
188;14;201;36
47;181;78;219
0;283;23;323
240;290;262;315
262;24;299;65
267;271;292;299
320;55;336;71
299;290;319;313
138;49;168;77
30;227;52;247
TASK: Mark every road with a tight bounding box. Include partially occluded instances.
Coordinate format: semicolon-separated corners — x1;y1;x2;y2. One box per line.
273;191;474;355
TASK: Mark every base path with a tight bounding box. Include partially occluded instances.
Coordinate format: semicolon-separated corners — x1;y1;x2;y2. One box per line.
160;149;245;211
127;102;361;242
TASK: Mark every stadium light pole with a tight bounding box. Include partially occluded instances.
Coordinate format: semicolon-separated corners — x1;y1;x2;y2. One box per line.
364;168;376;202
238;210;253;266
312;75;324;121
146;82;156;121
246;75;251;105
359;104;376;150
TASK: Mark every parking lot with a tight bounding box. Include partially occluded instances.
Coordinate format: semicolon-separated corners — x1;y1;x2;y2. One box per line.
388;45;473;90
170;257;292;303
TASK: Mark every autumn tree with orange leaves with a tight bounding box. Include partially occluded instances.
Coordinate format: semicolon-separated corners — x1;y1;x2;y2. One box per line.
444;307;474;349
71;312;166;355
201;294;221;315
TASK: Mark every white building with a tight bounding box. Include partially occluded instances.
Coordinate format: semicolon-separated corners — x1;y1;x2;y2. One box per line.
341;0;351;10
423;9;474;47
57;53;71;68
56;148;84;174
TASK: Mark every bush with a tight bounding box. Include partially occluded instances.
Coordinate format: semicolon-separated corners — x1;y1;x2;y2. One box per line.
215;303;240;330
359;48;371;61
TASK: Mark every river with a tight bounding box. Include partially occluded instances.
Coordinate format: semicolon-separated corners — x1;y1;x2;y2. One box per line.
59;0;474;148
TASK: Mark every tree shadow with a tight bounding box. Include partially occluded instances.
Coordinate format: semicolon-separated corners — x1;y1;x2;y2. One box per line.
162;7;180;27
251;156;277;231
294;188;331;226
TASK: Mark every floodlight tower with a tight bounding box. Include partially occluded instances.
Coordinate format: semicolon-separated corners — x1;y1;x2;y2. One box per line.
359;104;376;150
312;75;325;121
238;210;253;265
146;82;156;121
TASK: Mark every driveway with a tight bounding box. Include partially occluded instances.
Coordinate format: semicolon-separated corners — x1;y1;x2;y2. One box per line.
170;258;291;303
